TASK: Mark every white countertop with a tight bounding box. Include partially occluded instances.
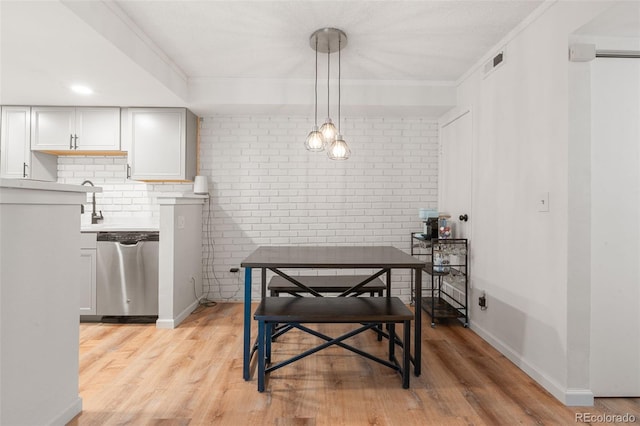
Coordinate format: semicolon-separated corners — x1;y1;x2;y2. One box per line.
0;178;102;193
81;218;159;232
157;193;208;204
81;223;159;232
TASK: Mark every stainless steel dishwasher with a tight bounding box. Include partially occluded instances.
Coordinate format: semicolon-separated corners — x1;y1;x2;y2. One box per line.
96;231;159;316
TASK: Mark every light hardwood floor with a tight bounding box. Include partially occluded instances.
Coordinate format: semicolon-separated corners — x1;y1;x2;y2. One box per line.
70;303;639;425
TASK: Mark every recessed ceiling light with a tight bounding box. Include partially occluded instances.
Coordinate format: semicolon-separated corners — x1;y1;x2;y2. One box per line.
71;85;93;95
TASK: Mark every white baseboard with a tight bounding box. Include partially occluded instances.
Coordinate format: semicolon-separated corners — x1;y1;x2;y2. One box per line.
565;389;595;407
470;321;594;407
156;299;199;329
51;396;82;426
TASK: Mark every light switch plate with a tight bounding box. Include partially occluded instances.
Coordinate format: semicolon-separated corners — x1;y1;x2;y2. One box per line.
177;215;185;229
538;192;549;212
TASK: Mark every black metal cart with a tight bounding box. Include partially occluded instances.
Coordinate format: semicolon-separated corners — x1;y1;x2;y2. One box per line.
411;234;468;327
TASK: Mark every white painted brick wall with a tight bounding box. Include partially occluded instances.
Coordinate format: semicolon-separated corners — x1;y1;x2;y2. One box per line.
57;115;439;303
199;115;439;303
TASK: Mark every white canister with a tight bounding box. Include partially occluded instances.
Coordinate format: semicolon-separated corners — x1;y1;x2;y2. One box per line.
193;176;209;195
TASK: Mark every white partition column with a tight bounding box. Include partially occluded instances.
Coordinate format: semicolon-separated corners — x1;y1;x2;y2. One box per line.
157;195;206;329
0;179;96;425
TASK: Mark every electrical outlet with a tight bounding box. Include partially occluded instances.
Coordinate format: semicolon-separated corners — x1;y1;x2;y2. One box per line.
479;292;487;310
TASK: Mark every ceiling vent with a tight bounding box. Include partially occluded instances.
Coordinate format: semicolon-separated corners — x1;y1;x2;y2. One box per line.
483;49;505;78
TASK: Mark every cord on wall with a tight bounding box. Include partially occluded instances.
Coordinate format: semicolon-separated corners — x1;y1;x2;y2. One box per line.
201;192;242;302
192;276;216;314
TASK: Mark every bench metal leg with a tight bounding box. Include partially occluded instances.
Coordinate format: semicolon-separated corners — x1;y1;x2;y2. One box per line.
257;320;266;392
403;319;411;389
388;323;396;360
266;322;402;374
266;322;272;364
414;267;422;376
260;320;412;390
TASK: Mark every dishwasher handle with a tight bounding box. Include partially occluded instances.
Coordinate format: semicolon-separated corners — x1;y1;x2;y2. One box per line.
97;232;159;242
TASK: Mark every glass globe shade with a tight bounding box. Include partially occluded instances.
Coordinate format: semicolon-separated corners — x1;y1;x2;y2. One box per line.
320;118;337;144
305;126;325;151
327;134;350;160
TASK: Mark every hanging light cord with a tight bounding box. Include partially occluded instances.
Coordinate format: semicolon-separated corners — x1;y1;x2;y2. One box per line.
314;36;318;125
338;36;341;134
327;43;331;119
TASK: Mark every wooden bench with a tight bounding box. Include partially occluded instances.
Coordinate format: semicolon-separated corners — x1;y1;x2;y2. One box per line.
253;296;413;392
268;275;386;297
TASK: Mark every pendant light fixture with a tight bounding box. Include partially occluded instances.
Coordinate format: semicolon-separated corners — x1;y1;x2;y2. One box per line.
307;28;350;159
326;33;351;160
304;36;324;151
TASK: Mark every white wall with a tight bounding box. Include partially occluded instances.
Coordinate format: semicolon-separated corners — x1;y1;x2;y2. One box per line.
453;1;611;405
198;115;439;302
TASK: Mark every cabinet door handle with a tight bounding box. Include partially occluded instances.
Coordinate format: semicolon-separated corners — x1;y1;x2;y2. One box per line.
74;134;78;150
23;162;27;178
459;214;469;222
126;164;131;179
70;134;74;149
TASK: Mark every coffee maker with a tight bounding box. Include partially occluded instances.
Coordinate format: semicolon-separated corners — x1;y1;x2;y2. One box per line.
425;217;439;239
419;208;439;239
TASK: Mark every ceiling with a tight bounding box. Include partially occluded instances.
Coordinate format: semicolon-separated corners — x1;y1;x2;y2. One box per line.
574;1;640;39
112;0;543;82
0;1;637;117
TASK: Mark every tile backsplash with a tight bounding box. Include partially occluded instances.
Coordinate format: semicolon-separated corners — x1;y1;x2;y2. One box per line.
57;155;192;226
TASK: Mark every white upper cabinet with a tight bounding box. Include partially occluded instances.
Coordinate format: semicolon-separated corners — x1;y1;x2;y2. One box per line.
1;106;31;178
1;106;57;181
31;107;121;151
125;108;197;181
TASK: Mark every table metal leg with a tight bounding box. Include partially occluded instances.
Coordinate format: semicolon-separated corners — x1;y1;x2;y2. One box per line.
414;267;421;376
386;269;391;299
243;267;252;380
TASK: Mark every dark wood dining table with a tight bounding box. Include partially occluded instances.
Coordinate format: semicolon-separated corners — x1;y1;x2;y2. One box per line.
240;245;426;380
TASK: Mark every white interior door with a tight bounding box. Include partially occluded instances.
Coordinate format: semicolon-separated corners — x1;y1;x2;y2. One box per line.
590;58;640;396
439;110;473;240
